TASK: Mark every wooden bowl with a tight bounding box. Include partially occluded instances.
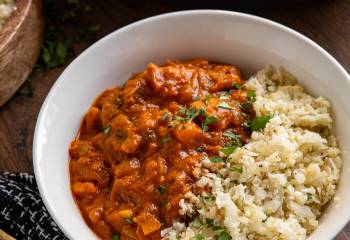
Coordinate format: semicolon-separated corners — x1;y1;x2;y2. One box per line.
0;0;43;107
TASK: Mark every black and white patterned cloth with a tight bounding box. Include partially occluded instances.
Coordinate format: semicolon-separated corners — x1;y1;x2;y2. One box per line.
0;172;67;240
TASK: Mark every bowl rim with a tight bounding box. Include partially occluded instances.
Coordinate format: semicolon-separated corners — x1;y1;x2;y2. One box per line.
33;9;350;240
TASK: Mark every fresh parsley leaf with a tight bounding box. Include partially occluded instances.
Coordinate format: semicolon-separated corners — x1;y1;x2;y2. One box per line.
201;194;215;202
232;83;242;90
229;166;243;173
223;132;241;146
212;226;225;233
218;230;231;240
210;156;224;163
251;115;273;131
162;112;171;121
195;233;204;240
218;102;232;110
160;135;171;144
199;108;206;117
220;146;237;156
307;193;313;201
201;115;219;131
157;185;166;195
220;93;230;100
103;125;112;135
247;90;256;102
206;218;214;226
192;217;202;228
204;93;212;104
196;146;204;152
112;233;120;240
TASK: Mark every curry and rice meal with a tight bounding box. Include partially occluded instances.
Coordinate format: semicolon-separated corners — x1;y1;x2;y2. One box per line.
69;59;342;240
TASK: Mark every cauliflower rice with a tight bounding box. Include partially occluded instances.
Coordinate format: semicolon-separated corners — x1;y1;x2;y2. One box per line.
161;67;342;240
0;0;15;30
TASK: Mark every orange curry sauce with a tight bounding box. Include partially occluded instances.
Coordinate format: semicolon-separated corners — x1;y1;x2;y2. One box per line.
69;59;254;240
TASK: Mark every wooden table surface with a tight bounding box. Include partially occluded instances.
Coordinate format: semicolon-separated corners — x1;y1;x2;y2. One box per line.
0;0;349;238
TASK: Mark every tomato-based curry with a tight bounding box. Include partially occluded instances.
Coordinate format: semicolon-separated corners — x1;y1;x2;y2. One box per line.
69;59;254;240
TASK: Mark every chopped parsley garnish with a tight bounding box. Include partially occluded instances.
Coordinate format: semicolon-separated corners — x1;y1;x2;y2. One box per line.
201;194;215;202
192;217;203;228
196;146;204;152
232;83;242;90
206;218;214;226
112;233;120;240
218;230;231;240
307;193;313;201
218;102;232;110
210;156;224;163
204;93;212;104
160;135;171;144
103;125;112;135
220;92;230;100
161;112;171;121
251;115;273;131
247;90;256;102
220;146;237;156
229;166;243;173
201;115;219;131
223;132;242;146
212;225;225;233
157;185;167;195
262;218;268;223
174;107;200;123
195;233;204;240
216;173;224;178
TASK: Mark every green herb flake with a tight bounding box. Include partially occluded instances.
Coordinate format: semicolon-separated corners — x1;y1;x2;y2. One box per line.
218;230;231;240
204;93;213;104
223;132;242;146
229;166;243;173
262;218;268;223
162;112;171;121
192;217;202;228
251;115;273;131
157;185;167;195
216;173;224;178
160;135;171;144
247;90;256;102
201;115;219;132
307;193;313;201
210;156;224;163
201;194;215;202
112;233;120;240
212;225;225;233
103;125;112;135
195;233;204;240
232;83;242;90
199;108;206;117
206;218;214;226
220;146;237;156
196;146;204;152
220;93;230;100
218;102;232;110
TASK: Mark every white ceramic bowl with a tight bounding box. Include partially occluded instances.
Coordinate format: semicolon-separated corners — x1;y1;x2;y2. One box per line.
33;10;350;240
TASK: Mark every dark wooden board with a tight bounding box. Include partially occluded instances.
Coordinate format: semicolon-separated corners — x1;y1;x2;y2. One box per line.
0;0;349;238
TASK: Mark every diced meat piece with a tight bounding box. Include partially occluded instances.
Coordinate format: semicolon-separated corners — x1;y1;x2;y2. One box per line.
83;107;101;132
172;122;205;147
113;158;140;178
72;182;97;198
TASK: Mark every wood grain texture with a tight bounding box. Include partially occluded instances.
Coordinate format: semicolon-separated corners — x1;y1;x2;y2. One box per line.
0;0;43;107
0;0;348;238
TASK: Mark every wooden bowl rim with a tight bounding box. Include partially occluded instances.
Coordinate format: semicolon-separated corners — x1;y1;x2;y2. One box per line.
0;0;33;52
